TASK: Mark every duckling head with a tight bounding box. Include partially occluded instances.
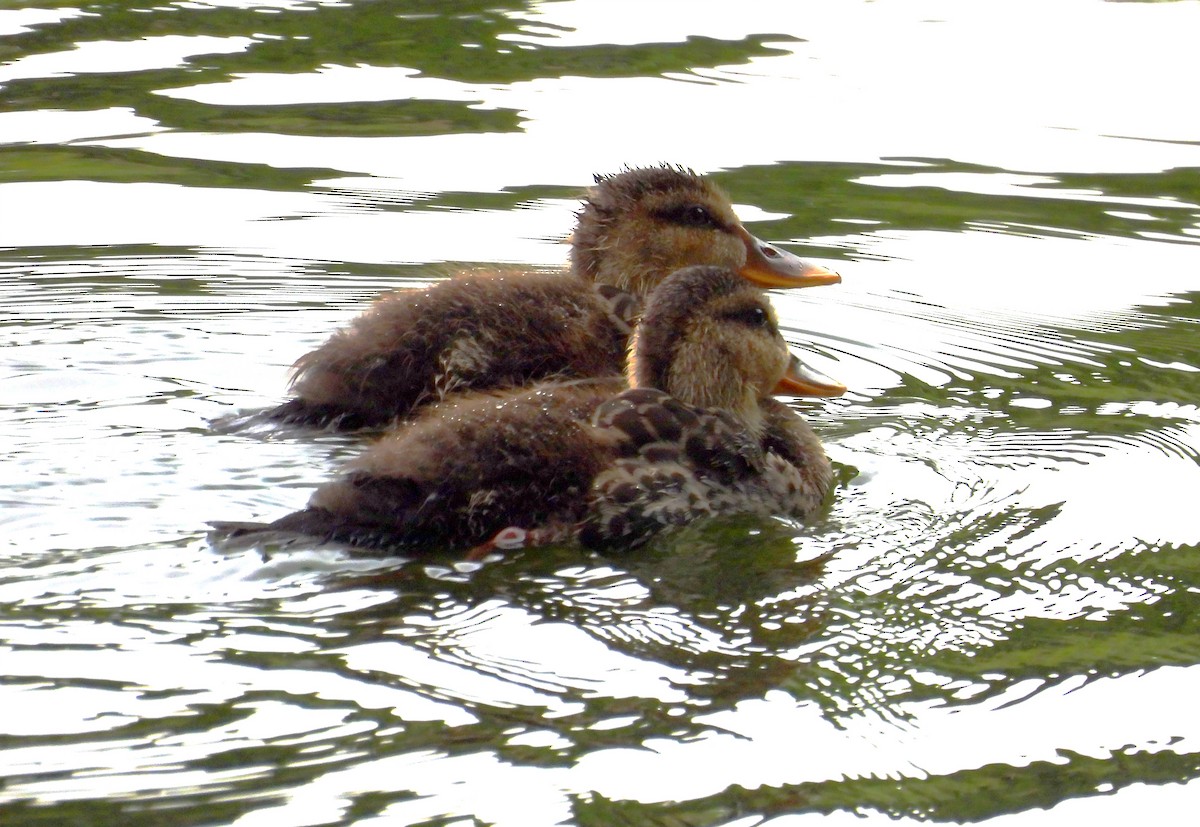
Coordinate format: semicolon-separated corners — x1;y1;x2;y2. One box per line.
571;165;840;297
628;266;844;433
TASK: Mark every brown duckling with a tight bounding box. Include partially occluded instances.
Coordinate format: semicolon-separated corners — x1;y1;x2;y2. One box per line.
213;265;844;556
265;165;840;430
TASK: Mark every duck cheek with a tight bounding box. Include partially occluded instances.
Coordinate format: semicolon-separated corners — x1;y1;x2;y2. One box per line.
768;349;793;394
655;230;739;272
709;233;748;268
746;344;790;399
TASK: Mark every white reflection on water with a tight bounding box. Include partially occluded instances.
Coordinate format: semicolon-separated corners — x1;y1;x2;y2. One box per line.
3;0;1199;822
572;666;1200;801
341;612;693;709
0;180;574;265
0;7;88;37
61;0;1200;189
762;780;1200;826
859;170;1200;215
0;34;254;83
0;108;166;147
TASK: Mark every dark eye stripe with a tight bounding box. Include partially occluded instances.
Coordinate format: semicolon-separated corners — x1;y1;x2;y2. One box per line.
723;306;771;328
655;204;724;231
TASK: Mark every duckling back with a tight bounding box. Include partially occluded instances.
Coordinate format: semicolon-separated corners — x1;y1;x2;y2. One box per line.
577;391;832;553
273;272;635;429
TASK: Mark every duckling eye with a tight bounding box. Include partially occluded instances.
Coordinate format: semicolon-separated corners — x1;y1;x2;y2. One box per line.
724;306;771;328
660;204;722;230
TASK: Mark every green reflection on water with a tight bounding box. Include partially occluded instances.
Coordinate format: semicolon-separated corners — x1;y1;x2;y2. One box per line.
614;747;1200;824
5;0;793;83
3;0;1200;824
0;144;343;188
717;160;1200;249
1;0;794;140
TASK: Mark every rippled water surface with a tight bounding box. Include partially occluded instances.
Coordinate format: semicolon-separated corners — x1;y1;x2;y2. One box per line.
3;1;1200;824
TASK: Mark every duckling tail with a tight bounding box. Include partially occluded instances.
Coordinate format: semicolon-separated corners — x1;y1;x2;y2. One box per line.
207;508;418;557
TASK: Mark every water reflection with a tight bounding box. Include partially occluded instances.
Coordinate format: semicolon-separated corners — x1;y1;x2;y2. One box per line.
4;0;1200;823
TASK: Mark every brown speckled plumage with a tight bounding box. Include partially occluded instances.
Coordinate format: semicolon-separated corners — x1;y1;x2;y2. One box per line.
213;266;840;556
263;166;839;430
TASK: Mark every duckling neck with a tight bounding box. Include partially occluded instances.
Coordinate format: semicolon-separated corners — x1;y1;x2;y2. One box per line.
586;255;661;296
719;387;769;442
631;365;767;441
628;332;766;433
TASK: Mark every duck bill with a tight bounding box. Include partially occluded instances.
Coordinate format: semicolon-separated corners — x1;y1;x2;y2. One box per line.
774;353;846;397
736;226;841;289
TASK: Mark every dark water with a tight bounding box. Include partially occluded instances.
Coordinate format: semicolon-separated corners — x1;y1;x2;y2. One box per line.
3;1;1200;824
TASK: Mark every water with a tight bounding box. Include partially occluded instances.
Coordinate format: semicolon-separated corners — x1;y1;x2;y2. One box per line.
2;0;1199;824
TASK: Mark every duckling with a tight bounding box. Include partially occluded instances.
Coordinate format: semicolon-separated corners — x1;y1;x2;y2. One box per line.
213;265;844;556
265;165;840;430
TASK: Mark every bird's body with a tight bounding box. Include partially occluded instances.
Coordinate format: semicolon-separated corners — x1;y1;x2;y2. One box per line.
268;276;638;430
264;166;838;429
214;266;842;556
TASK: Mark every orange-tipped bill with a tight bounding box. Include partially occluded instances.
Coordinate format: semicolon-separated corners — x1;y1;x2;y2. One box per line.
736;226;841;289
774;353;846;397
